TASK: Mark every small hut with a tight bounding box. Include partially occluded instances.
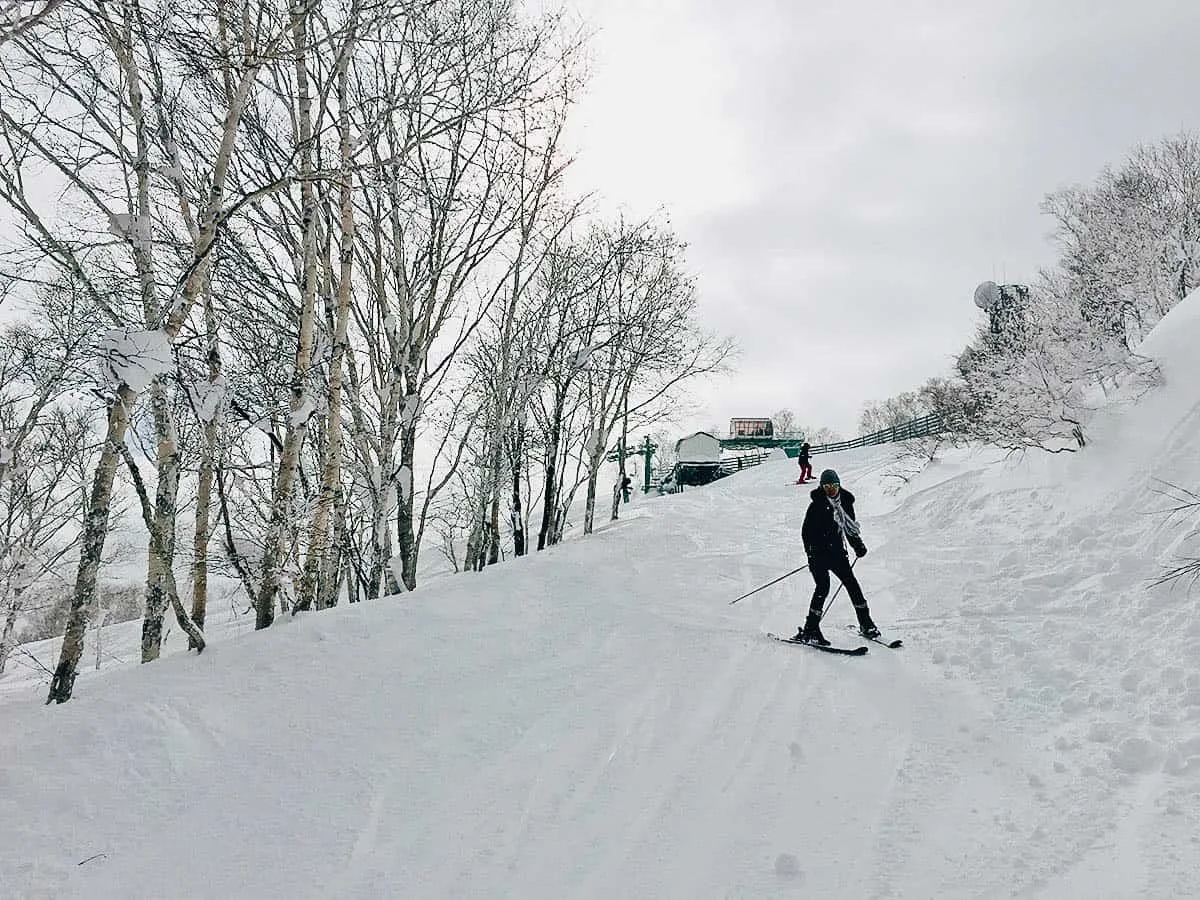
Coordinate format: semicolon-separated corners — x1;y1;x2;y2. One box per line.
674;431;722;486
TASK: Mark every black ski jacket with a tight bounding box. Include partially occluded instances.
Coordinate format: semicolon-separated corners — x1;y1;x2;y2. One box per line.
802;487;863;562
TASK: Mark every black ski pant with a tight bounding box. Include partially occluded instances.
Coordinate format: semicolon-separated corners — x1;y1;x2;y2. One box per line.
808;552;868;617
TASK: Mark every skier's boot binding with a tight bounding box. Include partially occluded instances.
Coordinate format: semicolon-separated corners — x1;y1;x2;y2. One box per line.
855;607;880;640
796;612;830;646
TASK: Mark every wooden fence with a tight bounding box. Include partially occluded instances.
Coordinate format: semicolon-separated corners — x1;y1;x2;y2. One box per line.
718;449;772;474
806;412;954;455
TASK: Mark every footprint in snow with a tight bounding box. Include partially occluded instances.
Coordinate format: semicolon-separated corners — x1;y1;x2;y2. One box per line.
773;853;804;881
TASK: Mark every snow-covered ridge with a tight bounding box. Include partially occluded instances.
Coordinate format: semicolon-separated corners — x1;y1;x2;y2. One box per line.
2;296;1199;898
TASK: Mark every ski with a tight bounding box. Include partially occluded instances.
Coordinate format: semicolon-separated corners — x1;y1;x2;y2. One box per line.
845;626;902;649
767;632;869;656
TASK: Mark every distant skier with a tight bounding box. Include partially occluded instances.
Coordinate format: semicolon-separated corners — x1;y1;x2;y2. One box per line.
795;441;812;484
795;469;880;644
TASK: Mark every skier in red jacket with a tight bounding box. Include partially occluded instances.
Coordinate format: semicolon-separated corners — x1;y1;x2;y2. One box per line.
795;442;812;484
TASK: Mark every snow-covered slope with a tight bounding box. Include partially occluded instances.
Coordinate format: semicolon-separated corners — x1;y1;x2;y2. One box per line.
3;297;1200;899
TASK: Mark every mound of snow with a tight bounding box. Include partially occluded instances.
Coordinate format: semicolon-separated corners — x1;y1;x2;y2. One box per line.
1136;287;1200;374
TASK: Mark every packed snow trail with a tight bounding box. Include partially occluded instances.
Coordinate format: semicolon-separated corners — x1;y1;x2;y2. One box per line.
0;462;1124;899
0;472;1006;899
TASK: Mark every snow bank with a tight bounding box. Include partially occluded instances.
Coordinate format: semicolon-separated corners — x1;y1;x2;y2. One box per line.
1136;286;1200;370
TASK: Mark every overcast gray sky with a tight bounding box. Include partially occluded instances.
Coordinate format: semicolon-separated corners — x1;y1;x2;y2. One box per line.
562;0;1200;436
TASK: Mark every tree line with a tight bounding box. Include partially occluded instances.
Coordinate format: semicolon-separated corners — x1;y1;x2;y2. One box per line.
855;132;1200;453
0;1;730;701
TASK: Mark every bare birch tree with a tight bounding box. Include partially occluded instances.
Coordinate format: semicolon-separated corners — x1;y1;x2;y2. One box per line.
570;217;730;532
295;0;364;613
0;407;97;675
529;238;614;549
251;0;337;628
338;1;578;593
0;0;293;701
458;105;581;569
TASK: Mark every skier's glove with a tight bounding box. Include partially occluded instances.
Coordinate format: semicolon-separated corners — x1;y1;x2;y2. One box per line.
851;540;867;558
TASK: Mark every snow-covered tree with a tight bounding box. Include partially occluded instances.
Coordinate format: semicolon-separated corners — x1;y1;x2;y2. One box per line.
800;425;842;445
771;409;797;436
857;392;928;436
1043;132;1200;347
955;282;1154;452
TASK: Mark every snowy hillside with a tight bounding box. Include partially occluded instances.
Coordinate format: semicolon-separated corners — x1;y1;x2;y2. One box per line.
3;300;1200;899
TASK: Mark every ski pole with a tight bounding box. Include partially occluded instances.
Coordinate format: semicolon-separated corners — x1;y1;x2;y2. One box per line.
728;564;809;605
818;556;858;619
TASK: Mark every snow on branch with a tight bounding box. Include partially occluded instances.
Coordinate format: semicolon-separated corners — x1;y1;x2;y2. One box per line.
189;374;228;425
106;212;151;246
97;327;174;394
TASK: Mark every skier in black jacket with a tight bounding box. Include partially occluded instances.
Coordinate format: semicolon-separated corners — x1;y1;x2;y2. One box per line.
796;468;880;644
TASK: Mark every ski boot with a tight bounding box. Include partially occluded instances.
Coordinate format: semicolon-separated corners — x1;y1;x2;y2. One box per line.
795;612;830;646
855;607;880;640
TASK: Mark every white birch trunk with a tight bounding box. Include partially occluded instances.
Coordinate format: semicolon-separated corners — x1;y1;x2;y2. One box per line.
48;389;133;702
93;603;110;671
299;16;357;611
255;0;321;629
